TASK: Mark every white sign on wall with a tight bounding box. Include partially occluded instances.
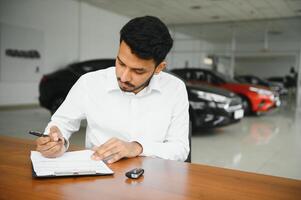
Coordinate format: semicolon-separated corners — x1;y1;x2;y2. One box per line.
0;23;44;82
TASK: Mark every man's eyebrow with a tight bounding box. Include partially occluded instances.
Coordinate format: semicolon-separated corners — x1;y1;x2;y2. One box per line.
117;56;146;71
117;56;125;64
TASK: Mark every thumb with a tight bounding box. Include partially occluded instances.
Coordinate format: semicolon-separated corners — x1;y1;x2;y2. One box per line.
92;146;98;151
49;126;61;142
91;146;101;160
50;126;60;134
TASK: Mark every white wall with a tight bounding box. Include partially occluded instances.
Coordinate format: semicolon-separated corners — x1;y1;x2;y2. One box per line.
235;56;297;78
166;31;214;70
79;2;129;60
206;41;300;80
0;23;44;82
209;41;301;55
0;0;129;106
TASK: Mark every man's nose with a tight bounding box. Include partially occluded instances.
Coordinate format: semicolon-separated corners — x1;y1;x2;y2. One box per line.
120;68;131;82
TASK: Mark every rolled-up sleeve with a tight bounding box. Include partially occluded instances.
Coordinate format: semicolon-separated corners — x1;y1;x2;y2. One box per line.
44;76;87;143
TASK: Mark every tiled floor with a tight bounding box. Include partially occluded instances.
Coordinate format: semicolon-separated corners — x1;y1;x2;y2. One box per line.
192;106;301;180
0;103;300;180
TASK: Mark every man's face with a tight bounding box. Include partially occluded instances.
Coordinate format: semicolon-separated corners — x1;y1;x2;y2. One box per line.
115;41;166;94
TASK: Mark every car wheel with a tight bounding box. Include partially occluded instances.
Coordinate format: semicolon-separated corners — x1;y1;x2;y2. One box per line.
241;97;252;115
50;97;65;114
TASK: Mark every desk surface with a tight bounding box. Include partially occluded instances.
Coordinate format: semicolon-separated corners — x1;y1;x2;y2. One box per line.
0;135;300;200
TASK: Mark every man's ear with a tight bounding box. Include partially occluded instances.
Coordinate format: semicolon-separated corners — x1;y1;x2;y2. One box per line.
154;61;166;74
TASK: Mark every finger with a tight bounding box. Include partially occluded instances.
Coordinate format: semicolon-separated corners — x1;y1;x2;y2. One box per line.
37;143;55;152
49;126;63;142
40;141;63;155
50;126;60;133
91;137;119;152
107;153;123;164
92;146;98;151
91;145;103;160
92;138;119;157
96;138;118;150
49;131;59;142
100;146;121;161
49;131;64;142
36;136;51;145
47;143;63;155
92;144;120;161
91;146;99;160
37;141;59;152
92;144;115;160
42;143;63;158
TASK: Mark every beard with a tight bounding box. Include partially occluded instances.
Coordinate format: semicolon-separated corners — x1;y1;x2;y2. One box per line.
117;71;155;93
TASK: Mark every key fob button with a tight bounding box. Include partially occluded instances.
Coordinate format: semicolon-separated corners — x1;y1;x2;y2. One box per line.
125;168;144;179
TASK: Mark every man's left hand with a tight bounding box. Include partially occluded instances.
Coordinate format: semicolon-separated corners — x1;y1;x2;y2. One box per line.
91;137;143;163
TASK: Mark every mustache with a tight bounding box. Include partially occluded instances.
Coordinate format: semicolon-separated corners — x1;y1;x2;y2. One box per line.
117;77;135;87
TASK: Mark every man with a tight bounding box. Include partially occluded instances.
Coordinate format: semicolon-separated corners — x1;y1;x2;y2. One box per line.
36;16;189;163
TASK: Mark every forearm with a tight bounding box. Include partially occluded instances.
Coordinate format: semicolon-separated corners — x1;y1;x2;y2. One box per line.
43;75;86;142
134;139;189;161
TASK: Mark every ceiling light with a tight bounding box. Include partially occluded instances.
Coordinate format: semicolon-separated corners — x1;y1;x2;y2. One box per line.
268;30;282;35
190;5;201;10
211;16;220;19
204;57;213;65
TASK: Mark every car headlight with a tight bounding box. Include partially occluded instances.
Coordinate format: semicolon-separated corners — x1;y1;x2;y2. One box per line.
191;89;231;104
189;101;206;110
249;87;273;96
270;86;279;91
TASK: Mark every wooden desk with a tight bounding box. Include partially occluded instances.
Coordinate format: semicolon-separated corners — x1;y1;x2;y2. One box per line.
0;135;300;200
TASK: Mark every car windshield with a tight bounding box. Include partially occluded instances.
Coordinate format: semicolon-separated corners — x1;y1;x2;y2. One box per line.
252;76;268;85
212;71;237;83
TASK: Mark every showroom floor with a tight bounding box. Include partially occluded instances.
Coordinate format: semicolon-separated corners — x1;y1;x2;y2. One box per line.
0;102;300;180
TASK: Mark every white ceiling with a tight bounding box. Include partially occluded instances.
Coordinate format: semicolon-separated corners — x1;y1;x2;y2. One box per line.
172;17;301;43
82;0;301;43
82;0;301;24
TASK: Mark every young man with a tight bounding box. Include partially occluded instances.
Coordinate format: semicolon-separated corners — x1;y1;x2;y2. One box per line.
36;16;189;163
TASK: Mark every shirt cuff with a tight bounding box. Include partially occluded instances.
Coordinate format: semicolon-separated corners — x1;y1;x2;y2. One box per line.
63;137;70;150
130;138;154;157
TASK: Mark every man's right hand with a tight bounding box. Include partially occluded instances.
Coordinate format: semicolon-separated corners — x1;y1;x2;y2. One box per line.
36;126;66;158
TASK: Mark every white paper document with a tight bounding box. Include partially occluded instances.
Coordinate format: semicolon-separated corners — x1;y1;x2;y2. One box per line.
31;150;114;176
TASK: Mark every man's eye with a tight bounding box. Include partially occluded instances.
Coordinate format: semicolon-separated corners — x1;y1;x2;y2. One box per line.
135;70;144;74
119;62;125;66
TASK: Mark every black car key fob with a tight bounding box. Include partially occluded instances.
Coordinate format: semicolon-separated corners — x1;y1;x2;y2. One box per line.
125;168;144;179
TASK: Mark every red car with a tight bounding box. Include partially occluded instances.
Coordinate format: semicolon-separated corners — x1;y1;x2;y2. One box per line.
171;68;280;115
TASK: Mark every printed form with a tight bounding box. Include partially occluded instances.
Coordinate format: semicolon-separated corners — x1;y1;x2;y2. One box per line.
31;150;114;176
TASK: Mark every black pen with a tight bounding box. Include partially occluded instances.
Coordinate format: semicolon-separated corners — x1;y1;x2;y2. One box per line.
28;131;62;142
28;131;47;137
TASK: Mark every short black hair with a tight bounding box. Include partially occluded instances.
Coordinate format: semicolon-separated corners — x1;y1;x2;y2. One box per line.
120;16;173;66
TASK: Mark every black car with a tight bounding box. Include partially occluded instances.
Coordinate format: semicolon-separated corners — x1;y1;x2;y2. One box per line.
39;59;116;114
235;75;288;95
267;76;297;88
39;59;244;130
170;68;280;115
184;83;244;130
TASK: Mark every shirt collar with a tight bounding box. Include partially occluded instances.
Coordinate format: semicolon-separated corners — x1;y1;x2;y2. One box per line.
106;67;162;95
146;74;161;93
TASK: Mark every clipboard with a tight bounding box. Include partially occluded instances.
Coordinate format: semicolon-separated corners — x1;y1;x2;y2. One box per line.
30;150;114;178
31;163;114;178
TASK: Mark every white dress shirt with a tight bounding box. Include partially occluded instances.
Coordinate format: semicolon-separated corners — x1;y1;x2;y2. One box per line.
45;67;189;161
